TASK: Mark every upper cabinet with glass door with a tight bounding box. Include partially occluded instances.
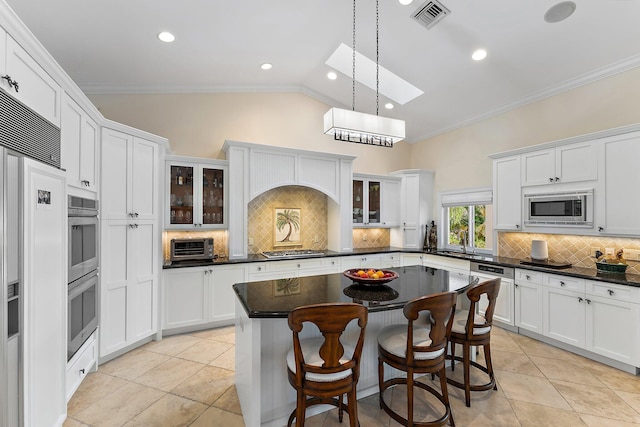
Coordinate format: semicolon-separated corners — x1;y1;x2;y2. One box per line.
353;174;399;227
166;157;228;229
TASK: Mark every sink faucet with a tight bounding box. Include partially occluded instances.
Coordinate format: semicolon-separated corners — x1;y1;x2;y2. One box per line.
459;230;468;254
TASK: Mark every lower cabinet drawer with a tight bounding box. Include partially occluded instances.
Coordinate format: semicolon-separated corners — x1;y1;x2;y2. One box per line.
66;334;97;401
587;280;640;303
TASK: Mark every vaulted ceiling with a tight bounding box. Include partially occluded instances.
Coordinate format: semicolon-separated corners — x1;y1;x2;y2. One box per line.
6;0;640;142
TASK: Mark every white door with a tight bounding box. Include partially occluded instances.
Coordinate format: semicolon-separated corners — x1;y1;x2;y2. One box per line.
514;281;543;333
493;156;521;230
21;157;67;427
131;138;158;220
101;129;131;220
381;179;401;226
556;141;597;183
164;268;209;330
477;275;515;327
128;221;158;341
521;149;555;186
402;174;420;226
210;266;247;323
79;114;99;191
542;287;585;347
586;295;640;365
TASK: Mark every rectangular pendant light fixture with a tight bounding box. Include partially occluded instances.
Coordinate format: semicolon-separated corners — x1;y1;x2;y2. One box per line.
324;107;406;147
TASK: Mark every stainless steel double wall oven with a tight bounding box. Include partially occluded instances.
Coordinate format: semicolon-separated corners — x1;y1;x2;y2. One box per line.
67;196;99;360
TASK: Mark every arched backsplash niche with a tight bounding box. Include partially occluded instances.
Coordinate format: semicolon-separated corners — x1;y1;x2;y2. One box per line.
247;186;328;254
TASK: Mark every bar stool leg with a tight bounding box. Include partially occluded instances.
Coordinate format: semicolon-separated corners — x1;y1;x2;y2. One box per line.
438;366;455;427
450;341;456;372
463;342;471;407
407;369;415;427
378;358;384;409
347;388;358;427
484;343;498;391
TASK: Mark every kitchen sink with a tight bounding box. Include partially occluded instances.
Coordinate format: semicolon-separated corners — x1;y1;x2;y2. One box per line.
437;251;494;262
261;250;326;259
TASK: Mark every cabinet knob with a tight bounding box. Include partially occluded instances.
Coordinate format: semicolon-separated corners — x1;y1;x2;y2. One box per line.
257;267;262;271
598;227;604;232
586;299;592;304
515;224;520;229
560;281;565;287
578;297;584;302
209;269;213;274
515;284;519;288
135;224;139;228
331;261;335;265
608;289;615;296
526;275;531;280
297;264;301;268
80;368;85;374
204;270;208;275
549;177;554;182
129;224;135;229
555;177;560;182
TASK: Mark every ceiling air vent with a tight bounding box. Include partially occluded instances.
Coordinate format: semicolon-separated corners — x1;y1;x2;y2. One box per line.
412;0;450;30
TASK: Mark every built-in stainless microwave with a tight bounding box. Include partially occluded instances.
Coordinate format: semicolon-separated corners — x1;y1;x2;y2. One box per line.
524;189;593;227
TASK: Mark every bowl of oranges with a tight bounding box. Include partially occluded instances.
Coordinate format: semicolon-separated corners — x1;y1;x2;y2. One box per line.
343;268;399;285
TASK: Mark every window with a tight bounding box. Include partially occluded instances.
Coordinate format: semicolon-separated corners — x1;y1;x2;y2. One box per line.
440;188;493;252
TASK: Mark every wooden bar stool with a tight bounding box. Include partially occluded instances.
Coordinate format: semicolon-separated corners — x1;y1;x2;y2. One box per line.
447;278;501;407
377;291;457;427
286;302;368;427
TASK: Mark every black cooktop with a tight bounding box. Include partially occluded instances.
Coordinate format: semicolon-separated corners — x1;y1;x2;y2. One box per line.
519;258;572;269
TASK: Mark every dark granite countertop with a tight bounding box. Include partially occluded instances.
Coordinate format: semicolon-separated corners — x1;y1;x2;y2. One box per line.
233;265;475;318
163;246;640;287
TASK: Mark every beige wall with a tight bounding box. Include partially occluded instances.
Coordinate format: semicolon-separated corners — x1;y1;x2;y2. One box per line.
89;92;411;175
408;66;640;196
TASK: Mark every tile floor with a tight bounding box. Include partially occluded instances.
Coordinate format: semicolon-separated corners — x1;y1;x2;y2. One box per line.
64;325;640;426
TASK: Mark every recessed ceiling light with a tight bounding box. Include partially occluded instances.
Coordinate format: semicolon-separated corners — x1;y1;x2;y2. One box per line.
327;71;338;80
472;49;487;61
385;103;394;110
399;0;414;5
260;63;272;70
157;31;175;43
544;1;576;23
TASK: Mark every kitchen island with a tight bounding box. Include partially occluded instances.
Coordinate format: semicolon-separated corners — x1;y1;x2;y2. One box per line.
233;265;473;427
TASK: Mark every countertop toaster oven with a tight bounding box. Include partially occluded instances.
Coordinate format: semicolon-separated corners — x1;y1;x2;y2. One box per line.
170;238;215;261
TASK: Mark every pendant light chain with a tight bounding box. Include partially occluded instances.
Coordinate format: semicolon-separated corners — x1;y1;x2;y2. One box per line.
352;0;356;112
376;0;380;116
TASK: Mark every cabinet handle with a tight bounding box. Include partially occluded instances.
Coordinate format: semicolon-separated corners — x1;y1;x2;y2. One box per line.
526;275;531;280
578;297;583;302
297;264;301;268
555;177;560;182
209;269;213;274
560;281;565;287
129;212;135;218
1;75;19;92
586;299;591;304
598;227;604;232
257;267;262;271
515;224;520;229
129;224;135;229
608;289;614;296
135;224;139;228
204;270;208;275
548;177;554;182
134;212;139;217
515;284;519;288
80;368;85;374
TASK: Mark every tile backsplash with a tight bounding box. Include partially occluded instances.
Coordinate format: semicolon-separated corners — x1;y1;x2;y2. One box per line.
247;186;328;254
498;232;640;274
352;228;390;249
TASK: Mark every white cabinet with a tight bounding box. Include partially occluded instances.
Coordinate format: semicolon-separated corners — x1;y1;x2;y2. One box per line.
247;257;341;281
101;129;159;221
61;93;99;192
353;174;401;227
542;275;586;347
594;132;640;236
475;274;515;327
164;267;209;330
391;170;433;249
514;270;543;333
66;332;97;402
585;280;640;365
521;141;597;186
8;333;18;427
381;178;401;226
493;155;521;230
2;35;62;126
401;253;424;266
423;254;470;274
166;157;228;229
100;220;159;357
163;264;247;332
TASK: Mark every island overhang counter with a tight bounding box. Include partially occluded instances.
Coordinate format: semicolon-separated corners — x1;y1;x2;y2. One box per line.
233;265;473;427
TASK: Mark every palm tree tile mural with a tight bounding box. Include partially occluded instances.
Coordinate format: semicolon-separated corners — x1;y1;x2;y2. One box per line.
275;208;301;246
